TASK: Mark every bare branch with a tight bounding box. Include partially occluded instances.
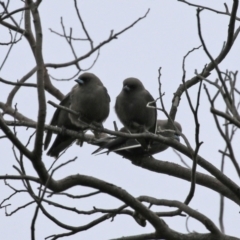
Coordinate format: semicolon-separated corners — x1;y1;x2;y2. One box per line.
0;114;32;158
4;118;240;202
181;46;203;209
204;84;240;177
41;189;101;199
139;196;221;235
74;0;93;49
27;0;46;159
0;7;28;21
178;0;240;21
0;77;37;88
44;9;150;69
48;28;88;41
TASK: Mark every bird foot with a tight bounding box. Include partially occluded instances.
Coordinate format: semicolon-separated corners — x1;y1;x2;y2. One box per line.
93;130;106;139
76;139;84;147
76;130;85;147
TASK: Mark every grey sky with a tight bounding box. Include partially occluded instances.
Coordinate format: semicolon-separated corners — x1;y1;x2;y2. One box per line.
0;0;240;239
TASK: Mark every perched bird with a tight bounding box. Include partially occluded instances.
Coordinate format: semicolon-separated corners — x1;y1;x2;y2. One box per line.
115;78;157;149
44;72;110;158
92;119;182;156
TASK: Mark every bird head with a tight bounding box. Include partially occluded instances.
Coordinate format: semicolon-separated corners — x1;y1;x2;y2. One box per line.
75;72;102;86
122;78;144;92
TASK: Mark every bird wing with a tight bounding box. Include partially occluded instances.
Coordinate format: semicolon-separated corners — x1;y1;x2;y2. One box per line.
46;134;75;158
145;90;157;134
44;93;71;150
92;136;128;155
104;86;111;103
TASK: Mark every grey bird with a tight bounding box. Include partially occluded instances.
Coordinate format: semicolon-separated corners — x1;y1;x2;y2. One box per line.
44;72;110;158
115;78;157;149
92;119;182;156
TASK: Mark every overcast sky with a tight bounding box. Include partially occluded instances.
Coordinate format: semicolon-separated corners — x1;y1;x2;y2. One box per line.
0;1;240;239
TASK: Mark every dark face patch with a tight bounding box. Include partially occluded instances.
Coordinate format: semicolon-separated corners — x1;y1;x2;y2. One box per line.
123;83;138;92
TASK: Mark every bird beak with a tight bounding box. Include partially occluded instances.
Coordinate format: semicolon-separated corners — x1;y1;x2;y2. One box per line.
174;134;180;142
123;85;130;91
75;78;84;85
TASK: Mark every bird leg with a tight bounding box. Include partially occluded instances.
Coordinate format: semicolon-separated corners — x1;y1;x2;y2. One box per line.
87;121;105;139
76;130;85;147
